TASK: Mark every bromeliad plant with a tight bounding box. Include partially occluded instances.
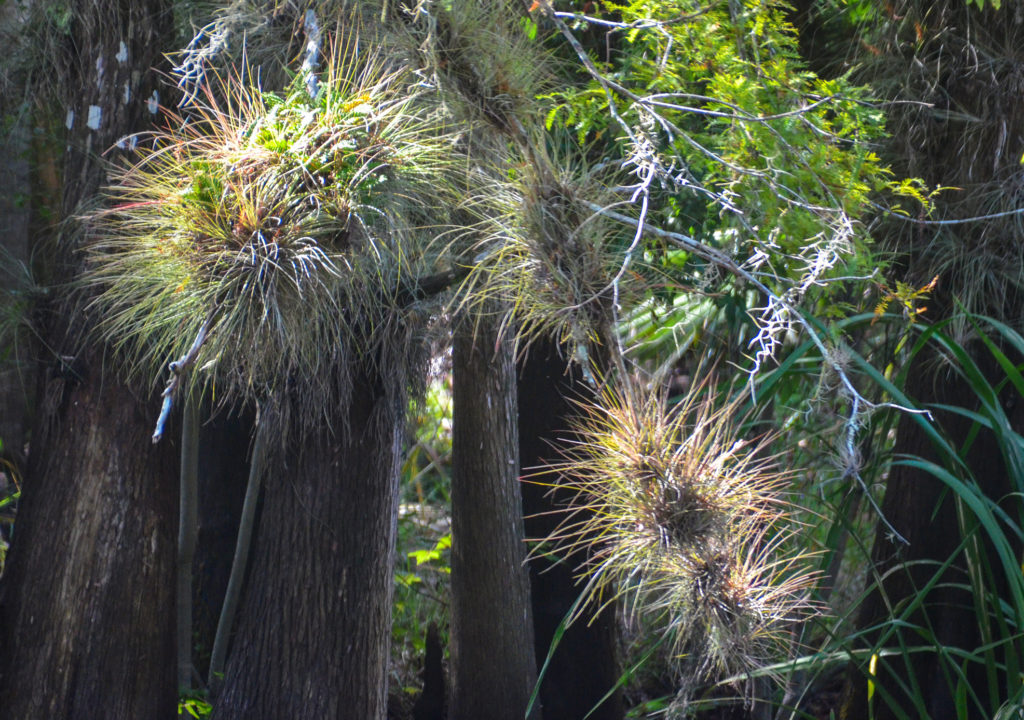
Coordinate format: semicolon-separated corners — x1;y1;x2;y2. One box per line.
545;376;818;693
455;148;635;362
86;37;454;421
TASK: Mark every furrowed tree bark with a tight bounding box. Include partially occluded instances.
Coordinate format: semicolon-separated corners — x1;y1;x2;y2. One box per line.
0;0;178;717
450;313;540;720
518;338;624;720
0;368;179;719
211;363;404;720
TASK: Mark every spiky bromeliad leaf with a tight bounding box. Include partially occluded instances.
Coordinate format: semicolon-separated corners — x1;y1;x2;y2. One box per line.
86;42;454;415
454;154;631;351
540;376;817;688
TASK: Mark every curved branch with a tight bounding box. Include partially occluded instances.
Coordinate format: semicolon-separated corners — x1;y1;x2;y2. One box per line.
152;311;215;443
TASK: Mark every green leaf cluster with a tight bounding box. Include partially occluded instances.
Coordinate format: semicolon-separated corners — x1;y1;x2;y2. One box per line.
545;0;916;312
408;533;452;568
966;0;1001;10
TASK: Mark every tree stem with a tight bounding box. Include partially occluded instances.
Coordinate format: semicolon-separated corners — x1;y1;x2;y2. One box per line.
208;416;266;695
177;390;200;693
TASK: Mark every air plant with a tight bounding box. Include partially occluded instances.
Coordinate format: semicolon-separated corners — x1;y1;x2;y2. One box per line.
85;35;456;421
409;0;623;356
450;142;642;371
415;0;554;136
543;376;818;691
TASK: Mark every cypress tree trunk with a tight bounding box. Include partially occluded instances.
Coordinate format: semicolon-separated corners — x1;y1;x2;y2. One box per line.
518;339;623;720
449;313;539;720
212;364;404;720
0;369;179;718
0;1;178;716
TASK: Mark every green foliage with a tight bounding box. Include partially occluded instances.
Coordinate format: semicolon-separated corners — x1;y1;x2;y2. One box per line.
178;693;212;719
402;375;454;504
848;315;1024;718
0;447;21;574
535;0;937;382
548;0;903;264
392;505;451;689
407;533;452;569
392;372;453;689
